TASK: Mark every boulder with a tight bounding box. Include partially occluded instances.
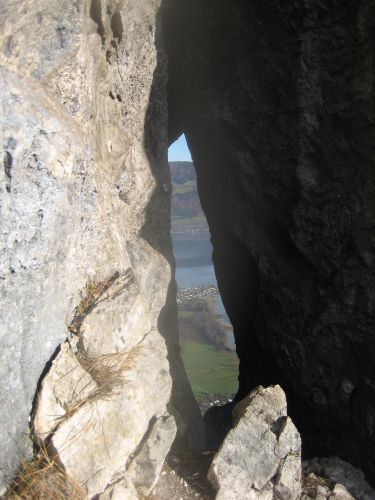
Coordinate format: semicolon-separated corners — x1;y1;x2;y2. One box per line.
208;385;301;499
33;272;177;497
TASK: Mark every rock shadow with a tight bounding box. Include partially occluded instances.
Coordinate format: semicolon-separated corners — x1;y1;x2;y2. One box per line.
141;6;205;453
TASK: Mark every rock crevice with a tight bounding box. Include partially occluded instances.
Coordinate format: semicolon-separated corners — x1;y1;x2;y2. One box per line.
1;0;375;495
163;0;375;483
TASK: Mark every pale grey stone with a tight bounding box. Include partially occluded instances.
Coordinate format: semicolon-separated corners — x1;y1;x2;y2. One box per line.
276;416;302;459
0;0;203;493
208;385;302;500
314;485;330;499
275;452;302;500
329;483;355;500
128;413;177;496
34;327;174;497
99;477;139;500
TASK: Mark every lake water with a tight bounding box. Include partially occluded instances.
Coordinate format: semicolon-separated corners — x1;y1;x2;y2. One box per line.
172;232;216;287
172;231;235;351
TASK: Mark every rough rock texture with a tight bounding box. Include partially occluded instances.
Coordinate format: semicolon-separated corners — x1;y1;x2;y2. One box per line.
328;484;355;500
33;272;176;497
0;0;203;494
164;0;375;482
304;457;375;500
302;475;355;500
98;477;138;500
128;413;177;496
208;385;302;499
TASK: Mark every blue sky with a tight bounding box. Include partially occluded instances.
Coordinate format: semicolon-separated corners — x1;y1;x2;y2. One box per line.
168;134;192;161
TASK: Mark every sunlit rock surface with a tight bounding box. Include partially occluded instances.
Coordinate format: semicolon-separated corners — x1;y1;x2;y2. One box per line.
0;0;202;494
33;273;176;497
208;385;302;500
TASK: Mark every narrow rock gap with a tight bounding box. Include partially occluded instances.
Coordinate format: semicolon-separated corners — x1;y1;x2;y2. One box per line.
168;135;239;453
1;0;374;497
29;343;62;431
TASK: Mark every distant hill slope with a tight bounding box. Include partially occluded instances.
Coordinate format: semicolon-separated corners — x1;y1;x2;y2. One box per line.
169;161;196;185
169;162;207;230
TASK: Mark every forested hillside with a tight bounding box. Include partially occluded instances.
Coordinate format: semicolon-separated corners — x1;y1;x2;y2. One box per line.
169;161;206;230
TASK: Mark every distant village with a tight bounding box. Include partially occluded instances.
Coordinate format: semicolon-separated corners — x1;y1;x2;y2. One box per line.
177;284;218;305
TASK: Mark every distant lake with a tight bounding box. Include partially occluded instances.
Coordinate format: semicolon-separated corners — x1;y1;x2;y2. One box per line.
172;231;216;287
172;231;235;351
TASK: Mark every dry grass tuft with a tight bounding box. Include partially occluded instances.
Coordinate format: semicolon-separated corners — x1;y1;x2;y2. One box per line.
7;272;142;498
76;343;141;402
302;471;334;497
68;274;119;335
5;444;85;500
77;279;111;315
48;344;143;425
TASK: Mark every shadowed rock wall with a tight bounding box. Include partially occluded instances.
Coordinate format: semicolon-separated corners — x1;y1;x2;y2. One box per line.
164;0;375;482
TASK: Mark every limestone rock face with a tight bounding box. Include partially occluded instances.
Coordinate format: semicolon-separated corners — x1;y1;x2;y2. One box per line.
208;385;302;500
164;0;375;481
0;0;202;494
32;271;177;497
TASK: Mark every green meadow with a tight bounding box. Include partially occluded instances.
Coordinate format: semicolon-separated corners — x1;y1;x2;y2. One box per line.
181;340;239;401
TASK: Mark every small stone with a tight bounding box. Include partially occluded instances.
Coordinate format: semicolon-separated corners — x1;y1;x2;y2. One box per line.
316;484;330;500
329;483;355;500
317;485;330;494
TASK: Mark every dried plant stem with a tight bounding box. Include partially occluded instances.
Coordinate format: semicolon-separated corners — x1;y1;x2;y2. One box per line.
5;442;85;499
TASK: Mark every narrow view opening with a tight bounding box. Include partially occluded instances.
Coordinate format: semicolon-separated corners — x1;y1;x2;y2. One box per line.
169;134;239;414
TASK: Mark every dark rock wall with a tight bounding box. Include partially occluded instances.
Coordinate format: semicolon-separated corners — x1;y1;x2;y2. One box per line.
163;0;375;481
